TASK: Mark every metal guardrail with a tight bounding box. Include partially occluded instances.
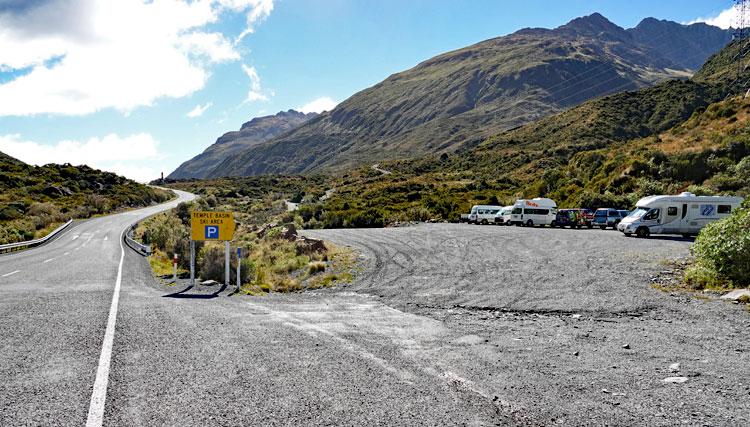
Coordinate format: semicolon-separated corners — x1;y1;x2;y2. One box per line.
0;219;74;254
124;222;152;256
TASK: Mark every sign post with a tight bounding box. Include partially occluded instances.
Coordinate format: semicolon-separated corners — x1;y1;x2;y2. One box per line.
190;241;195;286
172;253;178;283
190;211;236;288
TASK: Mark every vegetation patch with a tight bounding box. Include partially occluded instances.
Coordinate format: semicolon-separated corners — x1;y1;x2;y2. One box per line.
136;182;356;295
0;156;172;245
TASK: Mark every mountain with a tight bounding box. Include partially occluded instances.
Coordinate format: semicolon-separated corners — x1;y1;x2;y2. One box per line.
292;40;750;227
208;13;731;178
168;110;318;179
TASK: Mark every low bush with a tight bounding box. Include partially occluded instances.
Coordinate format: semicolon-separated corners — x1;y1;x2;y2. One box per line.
686;201;750;288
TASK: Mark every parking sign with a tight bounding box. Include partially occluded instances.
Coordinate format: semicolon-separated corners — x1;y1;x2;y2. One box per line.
191;211;235;241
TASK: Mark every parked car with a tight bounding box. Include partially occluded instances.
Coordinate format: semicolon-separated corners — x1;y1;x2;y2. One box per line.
593;208;624;229
468;205;503;225
552;209;582;228
618;192;744;238
510;198;558;227
459;214;470;223
493;206;513;225
569;208;594;228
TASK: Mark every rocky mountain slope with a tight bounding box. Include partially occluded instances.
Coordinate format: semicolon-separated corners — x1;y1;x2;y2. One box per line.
208;13;731;177
169;110;318;179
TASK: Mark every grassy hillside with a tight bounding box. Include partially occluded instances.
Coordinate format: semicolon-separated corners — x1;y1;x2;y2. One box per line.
295;95;749;228
0;156;173;244
210;14;730;177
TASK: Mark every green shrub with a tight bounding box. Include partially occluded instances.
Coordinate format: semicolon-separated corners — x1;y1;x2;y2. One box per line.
689;203;750;288
198;245;226;282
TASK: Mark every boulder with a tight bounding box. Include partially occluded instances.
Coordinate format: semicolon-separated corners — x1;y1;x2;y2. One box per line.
295;236;326;255
280;223;297;241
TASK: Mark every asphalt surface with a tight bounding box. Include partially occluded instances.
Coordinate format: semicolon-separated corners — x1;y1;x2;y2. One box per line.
2;213;748;425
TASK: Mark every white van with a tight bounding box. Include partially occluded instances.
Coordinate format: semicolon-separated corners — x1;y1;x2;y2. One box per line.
468;205;503;225
618;192;744;238
510;198;558;227
494;206;514;225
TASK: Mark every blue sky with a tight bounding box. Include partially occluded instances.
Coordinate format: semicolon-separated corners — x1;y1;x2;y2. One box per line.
0;0;739;181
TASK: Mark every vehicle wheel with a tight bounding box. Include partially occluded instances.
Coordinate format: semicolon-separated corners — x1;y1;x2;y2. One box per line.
551;221;557;228
526;220;534;227
624;233;632;237
599;226;606;230
577;225;582;229
587;224;593;229
682;233;692;239
636;227;650;238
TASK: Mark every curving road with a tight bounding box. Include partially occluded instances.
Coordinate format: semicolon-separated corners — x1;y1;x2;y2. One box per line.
2;211;748;425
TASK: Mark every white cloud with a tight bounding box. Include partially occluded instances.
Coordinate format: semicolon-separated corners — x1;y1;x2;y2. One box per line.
685;5;739;29
219;0;275;43
0;0;275;116
0;133;163;182
187;102;213;118
242;64;269;102
297;96;338;113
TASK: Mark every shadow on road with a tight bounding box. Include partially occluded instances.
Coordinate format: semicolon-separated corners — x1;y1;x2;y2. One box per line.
163;283;228;299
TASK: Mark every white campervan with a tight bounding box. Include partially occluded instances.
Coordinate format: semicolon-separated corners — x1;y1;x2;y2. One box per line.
618;192;744;238
494;206;514;225
468;205;504;225
510;198;558;227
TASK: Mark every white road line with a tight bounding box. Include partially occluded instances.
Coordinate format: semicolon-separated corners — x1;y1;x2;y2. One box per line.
43;258;55;263
86;227;125;427
1;270;20;277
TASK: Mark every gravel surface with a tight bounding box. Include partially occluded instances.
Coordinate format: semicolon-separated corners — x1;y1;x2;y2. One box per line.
303;223;750;426
2;215;748;426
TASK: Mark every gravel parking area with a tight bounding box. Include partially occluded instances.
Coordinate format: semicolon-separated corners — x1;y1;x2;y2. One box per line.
303;223;750;426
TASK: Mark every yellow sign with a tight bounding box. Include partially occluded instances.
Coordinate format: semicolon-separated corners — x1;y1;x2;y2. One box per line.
191;211;236;241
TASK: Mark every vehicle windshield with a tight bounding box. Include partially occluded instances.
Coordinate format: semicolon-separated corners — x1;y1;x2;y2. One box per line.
512;208;522;215
594;211;607;217
470;207;478;214
628;208;648;219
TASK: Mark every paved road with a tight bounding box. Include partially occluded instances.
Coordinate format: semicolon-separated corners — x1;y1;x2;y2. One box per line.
2;217;748;425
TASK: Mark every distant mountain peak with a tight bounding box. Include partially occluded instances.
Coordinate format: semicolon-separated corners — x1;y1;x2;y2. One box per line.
560;12;627;36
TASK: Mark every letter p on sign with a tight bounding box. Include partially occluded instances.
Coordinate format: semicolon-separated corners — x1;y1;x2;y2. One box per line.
205;225;219;239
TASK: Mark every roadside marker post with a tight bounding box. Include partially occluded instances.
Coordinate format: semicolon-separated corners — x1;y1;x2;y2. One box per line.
189;211;236;289
172;253;178;283
236;247;242;292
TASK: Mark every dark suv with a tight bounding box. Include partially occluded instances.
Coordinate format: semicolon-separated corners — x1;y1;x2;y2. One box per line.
593;208;625;230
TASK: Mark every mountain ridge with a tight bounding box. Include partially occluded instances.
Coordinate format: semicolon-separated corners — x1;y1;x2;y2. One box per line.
168;109;318;179
202;13;731;178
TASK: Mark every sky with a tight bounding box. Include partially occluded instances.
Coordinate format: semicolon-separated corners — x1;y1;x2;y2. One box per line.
0;0;743;182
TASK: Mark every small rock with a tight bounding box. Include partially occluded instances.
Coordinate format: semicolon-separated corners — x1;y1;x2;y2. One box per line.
571;314;582;319
663;376;689;384
669;363;681;373
601;388;610;394
721;289;750;301
573;351;580;356
201;279;219;286
622;344;631;349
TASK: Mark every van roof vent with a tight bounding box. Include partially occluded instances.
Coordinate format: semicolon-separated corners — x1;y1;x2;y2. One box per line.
679;192;696;197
